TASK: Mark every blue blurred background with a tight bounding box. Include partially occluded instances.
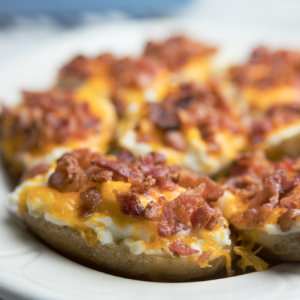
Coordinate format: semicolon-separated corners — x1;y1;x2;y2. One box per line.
0;0;299;61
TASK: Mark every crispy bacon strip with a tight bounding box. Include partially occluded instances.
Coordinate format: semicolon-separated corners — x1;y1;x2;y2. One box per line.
78;187;102;219
169;240;199;257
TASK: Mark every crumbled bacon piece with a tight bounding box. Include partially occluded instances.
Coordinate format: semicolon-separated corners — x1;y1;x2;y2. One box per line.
277;209;300;232
165;131;187;152
198;250;212;262
59;55;94;81
191;206;222;232
90;169;113;183
59;53;114;82
110;56;162;88
144;36;217;71
144;201;162;221
158;184;206;237
151;152;167;165
20;163;49;183
48;153;88;192
114;190;144;218
168;240;199;257
117;150;135;164
130;177;156;194
78;187;102;219
92;157;142;179
177;170;224;201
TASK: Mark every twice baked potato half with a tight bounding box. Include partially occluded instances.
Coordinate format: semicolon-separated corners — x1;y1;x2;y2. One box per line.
0;88;116;178
225;46;300;115
118;82;247;175
9;149;232;282
143;35;217;84
224;46;300;160
218;151;300;261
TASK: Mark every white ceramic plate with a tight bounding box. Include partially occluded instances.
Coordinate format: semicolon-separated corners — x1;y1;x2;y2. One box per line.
1;18;300;300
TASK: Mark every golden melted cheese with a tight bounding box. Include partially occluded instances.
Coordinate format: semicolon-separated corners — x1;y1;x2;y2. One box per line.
234;242;269;272
243;85;300;111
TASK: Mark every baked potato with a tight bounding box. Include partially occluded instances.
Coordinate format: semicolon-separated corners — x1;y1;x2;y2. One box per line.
0;88;116;178
218;151;300;261
224;46;300;160
9;149;232;282
143;35;217;84
117;82;247;175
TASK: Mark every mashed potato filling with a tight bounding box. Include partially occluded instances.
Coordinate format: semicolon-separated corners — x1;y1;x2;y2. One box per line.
10;168;231;269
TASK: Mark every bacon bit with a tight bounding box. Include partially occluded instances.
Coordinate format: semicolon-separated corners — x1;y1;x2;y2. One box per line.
160;180;177;191
198;251;212;262
137;134;152;143
248;171;281;208
158;184;206;237
59;53;115;82
59;55;94;81
117;150;135;164
148;102;181;130
177;170;201;188
90;169;113;183
20;163;49;183
130;177;156;194
277;209;300;232
177;170;224;201
168;240;199;257
48;153;88;192
165;131;187;152
114;190;144;219
144;35;217;71
144;201;162;221
191;206;220;232
158;195;167;207
92;158;142;179
139;154;155;172
151;152;167;165
110;56;162;88
78;187;102;219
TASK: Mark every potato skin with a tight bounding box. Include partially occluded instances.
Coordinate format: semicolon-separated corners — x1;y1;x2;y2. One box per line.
242;229;300;261
265;133;300;161
23;212;227;282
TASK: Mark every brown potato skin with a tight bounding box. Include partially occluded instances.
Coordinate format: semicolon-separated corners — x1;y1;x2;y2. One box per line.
23;212;227;282
242;229;300;261
264;133;300;161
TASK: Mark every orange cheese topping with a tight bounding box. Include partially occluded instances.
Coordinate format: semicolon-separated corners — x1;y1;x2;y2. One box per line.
234;241;269;273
